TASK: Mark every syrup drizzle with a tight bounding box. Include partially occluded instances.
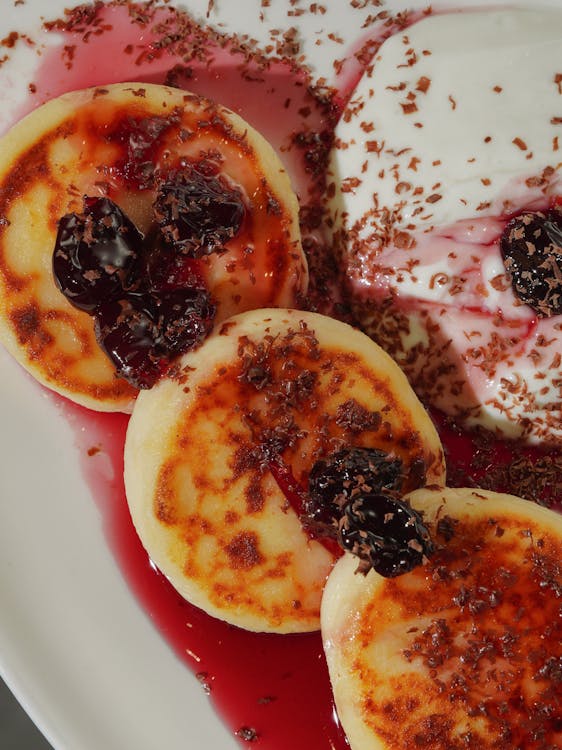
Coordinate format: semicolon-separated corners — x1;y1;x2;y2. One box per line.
4;3;561;748
62;404;346;749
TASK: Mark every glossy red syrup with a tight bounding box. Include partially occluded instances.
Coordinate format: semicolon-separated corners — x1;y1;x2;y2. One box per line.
61;403;346;749
26;3;335;206
23;5;346;747
58;397;560;750
9;3;561;749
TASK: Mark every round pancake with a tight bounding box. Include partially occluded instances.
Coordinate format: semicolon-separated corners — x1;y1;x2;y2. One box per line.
0;82;306;411
322;486;562;749
124;308;445;633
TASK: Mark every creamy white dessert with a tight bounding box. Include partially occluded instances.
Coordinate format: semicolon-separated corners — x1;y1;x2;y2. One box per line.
322;486;562;750
124;308;445;633
329;8;562;444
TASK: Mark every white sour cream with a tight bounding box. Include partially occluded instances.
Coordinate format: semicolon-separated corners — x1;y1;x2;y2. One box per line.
329;8;562;444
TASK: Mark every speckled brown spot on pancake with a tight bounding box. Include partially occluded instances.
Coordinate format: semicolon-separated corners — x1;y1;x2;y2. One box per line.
153;463;180;526
10;303;48;347
244;474;266;514
225;531;264;570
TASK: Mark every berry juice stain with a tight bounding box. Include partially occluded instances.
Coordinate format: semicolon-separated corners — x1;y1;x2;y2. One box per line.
60;398;347;750
6;3;561;749
26;2;336;208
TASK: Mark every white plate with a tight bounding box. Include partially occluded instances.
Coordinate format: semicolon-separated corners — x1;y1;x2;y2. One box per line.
0;1;559;749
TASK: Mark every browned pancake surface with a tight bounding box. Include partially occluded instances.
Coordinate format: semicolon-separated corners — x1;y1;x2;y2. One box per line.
322;487;562;749
0;83;305;410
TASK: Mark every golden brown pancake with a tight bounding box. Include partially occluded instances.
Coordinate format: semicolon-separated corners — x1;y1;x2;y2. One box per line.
322;486;562;749
0;83;306;411
124;308;445;633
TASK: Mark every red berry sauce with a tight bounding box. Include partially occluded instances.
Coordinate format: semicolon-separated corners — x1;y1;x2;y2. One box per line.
62;402;347;749
4;3;561;749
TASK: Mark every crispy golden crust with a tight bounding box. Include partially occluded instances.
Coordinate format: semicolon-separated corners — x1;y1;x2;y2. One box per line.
125;309;445;633
0;83;306;411
322;487;562;750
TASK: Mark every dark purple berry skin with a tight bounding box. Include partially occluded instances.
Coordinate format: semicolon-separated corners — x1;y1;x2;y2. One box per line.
94;288;215;390
52;161;248;389
500;209;562;317
94;295;161;390
306;447;403;537
53;193;219;389
338;493;433;577
154;288;215;358
306;447;432;577
53;197;142;311
154;166;246;257
139;226;204;292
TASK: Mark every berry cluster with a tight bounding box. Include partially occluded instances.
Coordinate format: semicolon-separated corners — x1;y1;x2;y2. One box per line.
53;166;246;388
307;447;433;577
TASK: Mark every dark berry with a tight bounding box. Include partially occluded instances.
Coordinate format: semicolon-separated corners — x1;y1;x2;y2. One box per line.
108;114;178;190
306;447;403;537
339;492;433;577
154;166;246;257
305;447;432;576
94;295;162;390
140;225;205;292
53;193;218;389
155;287;215;358
94;288;215;389
500;209;562;317
53;197;142;311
